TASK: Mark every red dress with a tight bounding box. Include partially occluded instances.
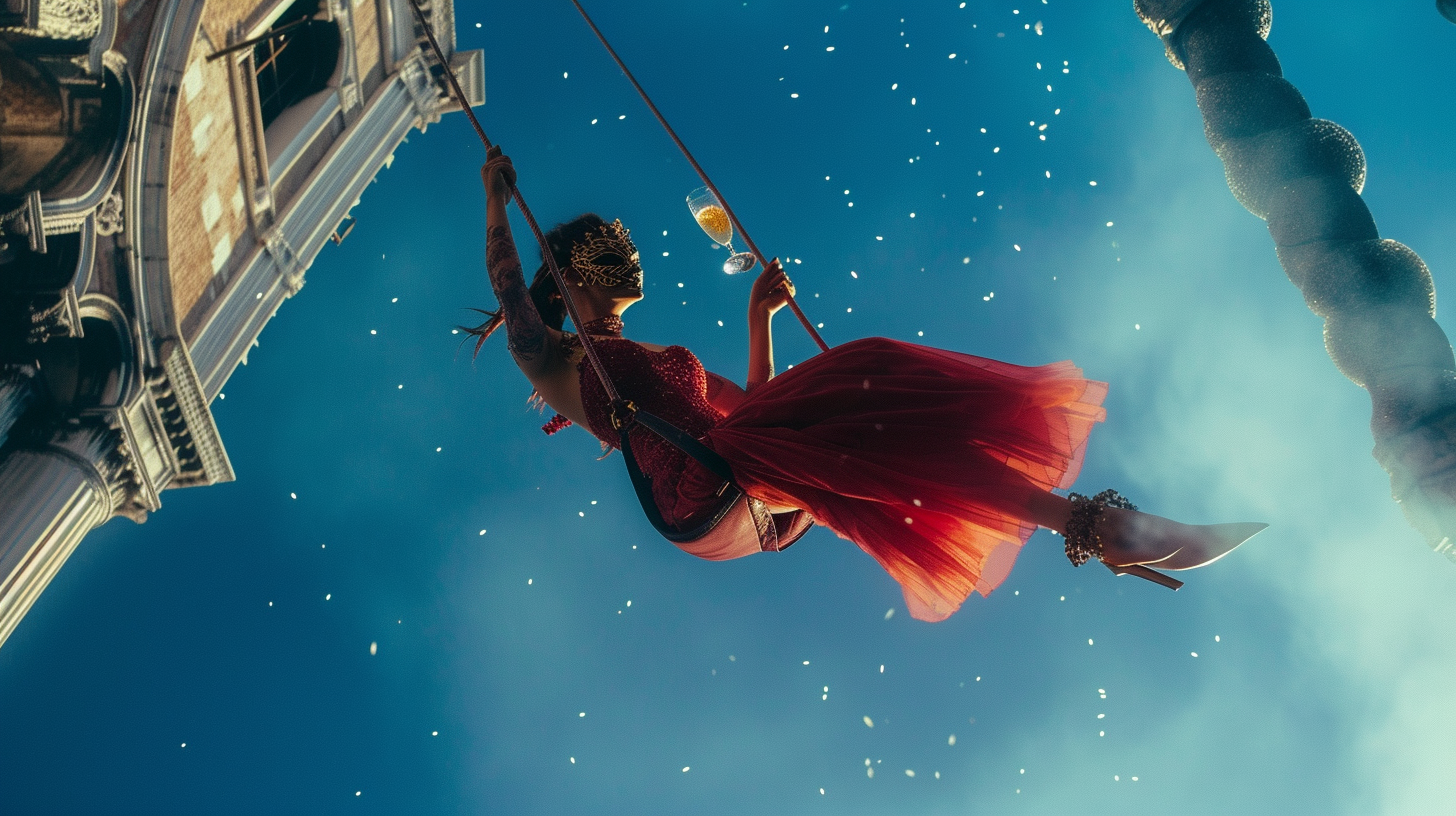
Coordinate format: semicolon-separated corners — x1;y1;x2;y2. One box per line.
574;336;1107;622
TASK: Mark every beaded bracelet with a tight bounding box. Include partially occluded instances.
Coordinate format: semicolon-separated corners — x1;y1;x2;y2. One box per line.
1063;489;1137;567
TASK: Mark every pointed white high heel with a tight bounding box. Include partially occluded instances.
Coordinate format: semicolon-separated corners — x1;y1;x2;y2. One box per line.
1062;490;1267;591
1149;521;1269;570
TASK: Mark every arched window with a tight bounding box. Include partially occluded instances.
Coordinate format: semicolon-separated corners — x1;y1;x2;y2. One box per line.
33;313;128;411
252;0;341;130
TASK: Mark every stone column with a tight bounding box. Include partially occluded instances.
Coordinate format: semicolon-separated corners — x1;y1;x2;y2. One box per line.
0;365;37;450
0;422;118;649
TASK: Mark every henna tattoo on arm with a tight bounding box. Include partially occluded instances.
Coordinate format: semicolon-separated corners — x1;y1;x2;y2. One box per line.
486;224;549;363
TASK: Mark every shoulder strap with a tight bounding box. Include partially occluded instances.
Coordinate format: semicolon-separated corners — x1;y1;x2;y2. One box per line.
628;408;736;484
618;418;742;543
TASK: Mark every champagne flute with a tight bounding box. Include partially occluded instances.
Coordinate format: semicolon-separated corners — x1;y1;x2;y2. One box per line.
687;186;757;274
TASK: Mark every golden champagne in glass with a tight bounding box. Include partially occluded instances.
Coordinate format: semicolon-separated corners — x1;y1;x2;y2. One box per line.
694;205;732;246
687;186;756;274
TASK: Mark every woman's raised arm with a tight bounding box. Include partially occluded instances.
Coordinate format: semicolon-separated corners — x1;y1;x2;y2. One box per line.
483;147;556;374
746;258;794;392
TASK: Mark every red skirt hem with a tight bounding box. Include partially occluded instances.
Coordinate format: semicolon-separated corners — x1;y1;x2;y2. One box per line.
677;337;1107;622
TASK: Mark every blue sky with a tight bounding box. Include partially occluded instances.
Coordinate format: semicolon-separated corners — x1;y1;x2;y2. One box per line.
2;1;1455;814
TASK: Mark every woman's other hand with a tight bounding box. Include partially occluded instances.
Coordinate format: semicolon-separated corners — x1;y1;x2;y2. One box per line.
481;145;516;202
749;258;795;318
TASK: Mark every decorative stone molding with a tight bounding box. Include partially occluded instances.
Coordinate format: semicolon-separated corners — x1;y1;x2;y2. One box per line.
25;288;81;345
415;0;455;54
0;0;478;656
399;54;441;130
153;339;234;487
93;192;123;236
1;0;101;39
339;80;362;114
263;227;306;296
223;32;275;233
90;412;154;522
190;46;480;400
85;0;116;77
3;192;48;254
443;50;484;112
128;0;208;368
3;344;231;525
38;53;134;237
334;0;363;118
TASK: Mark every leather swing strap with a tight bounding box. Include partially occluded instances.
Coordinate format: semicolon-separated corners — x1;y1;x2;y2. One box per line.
618;424;747;544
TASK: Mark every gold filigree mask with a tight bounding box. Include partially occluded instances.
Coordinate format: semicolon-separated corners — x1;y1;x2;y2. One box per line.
569;219;643;289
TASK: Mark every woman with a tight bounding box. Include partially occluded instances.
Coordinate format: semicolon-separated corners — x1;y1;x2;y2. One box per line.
473;146;1265;622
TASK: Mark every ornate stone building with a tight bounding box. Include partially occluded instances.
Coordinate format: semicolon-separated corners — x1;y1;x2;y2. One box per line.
0;0;481;649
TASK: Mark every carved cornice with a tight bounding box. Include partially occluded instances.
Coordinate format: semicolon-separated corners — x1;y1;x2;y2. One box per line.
191;44;475;399
153;338;234;487
0;338;233;524
190;64;423;398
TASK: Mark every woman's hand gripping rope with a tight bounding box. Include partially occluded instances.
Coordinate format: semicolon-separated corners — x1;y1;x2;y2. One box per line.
749;258;796;319
482;145;516;203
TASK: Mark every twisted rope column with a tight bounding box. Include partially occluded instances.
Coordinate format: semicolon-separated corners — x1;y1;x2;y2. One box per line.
1136;0;1456;558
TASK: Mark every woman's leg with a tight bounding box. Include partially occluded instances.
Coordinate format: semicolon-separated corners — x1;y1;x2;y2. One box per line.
1011;484;1178;567
1023;488;1074;533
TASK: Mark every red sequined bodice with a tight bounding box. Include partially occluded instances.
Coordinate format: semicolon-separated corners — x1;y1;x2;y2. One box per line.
548;325;726;526
576;339;724;480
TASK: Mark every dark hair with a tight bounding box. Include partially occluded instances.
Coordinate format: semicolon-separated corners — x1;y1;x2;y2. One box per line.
461;213;608;357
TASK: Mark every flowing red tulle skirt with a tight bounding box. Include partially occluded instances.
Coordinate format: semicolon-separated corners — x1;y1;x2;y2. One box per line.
693;337;1107;622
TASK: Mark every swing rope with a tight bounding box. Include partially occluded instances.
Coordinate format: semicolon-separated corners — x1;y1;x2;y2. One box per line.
405;0;811;548
565;0;831;354
404;0;625;409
